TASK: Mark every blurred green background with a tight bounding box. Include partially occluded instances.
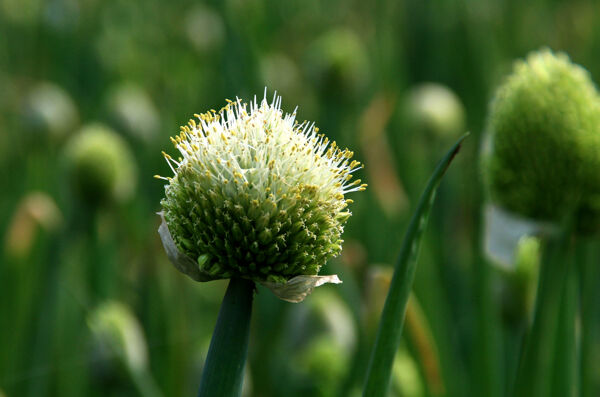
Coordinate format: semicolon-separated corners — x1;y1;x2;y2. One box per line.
1;0;600;396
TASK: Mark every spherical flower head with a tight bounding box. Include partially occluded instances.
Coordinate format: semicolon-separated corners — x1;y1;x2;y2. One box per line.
157;94;366;289
404;83;465;139
306;28;370;98
483;49;600;232
65;124;137;206
106;83;159;143
88;301;148;375
24;82;79;140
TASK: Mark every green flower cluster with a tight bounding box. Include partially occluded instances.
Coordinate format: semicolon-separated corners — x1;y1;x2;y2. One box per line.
158;95;366;284
65;124;137;206
484;49;600;232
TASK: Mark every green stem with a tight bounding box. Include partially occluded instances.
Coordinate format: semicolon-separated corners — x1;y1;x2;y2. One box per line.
512;233;571;397
550;254;577;397
579;240;600;397
473;254;502;397
198;278;255;397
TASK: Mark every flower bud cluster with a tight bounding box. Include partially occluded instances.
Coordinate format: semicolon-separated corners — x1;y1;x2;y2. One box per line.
484;49;600;232
158;94;366;283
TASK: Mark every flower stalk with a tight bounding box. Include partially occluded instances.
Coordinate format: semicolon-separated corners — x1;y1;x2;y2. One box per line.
512;228;572;397
197;278;255;397
578;240;600;397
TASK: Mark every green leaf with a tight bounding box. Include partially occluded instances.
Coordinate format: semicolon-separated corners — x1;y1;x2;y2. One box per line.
362;133;468;396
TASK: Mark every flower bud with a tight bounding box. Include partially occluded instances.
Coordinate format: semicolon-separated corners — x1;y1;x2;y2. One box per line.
483;49;600;232
403;83;465;140
88;301;148;376
23;82;78;141
183;5;225;53
157;94;365;300
5;192;63;258
295;335;349;396
105;83;159;143
305;29;370;98
64;124;137;206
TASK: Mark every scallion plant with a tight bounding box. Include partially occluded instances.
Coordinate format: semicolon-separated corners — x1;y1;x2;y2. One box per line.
483;49;600;397
156;93;367;396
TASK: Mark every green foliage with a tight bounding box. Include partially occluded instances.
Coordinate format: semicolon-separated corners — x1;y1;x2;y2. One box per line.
3;1;600;397
363;134;467;396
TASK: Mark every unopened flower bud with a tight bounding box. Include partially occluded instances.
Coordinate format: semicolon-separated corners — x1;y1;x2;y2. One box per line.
88;301;148;375
105;83;159;143
403;83;465;139
305;29;370;98
64;124;137;206
484;49;600;233
23;82;78;140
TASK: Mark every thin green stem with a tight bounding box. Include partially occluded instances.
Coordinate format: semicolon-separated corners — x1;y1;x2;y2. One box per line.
473;254;502;397
198;278;255;397
579;240;600;397
550;254;577;397
512;232;572;397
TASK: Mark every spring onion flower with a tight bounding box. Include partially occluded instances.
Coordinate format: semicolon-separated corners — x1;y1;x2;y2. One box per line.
404;83;465;140
106;83;159;143
157;93;366;301
483;49;600;233
65;124;137;206
24;82;79;140
88;301;149;376
306;29;370;98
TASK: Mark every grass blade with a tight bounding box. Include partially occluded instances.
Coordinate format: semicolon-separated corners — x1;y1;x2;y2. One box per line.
362;133;468;396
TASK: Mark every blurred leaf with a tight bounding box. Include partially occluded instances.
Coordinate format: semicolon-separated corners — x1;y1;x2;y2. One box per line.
362;133;468;396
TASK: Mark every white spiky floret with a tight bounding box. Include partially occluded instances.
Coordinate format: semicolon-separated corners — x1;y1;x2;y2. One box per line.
159;92;365;201
157;91;366;285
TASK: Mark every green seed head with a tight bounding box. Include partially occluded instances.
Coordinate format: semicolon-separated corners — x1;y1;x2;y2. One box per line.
24;82;79;140
65;124;137;206
106;83;159;143
88;301;148;375
404;83;465;139
158;94;366;284
484;49;600;232
306;28;370;97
